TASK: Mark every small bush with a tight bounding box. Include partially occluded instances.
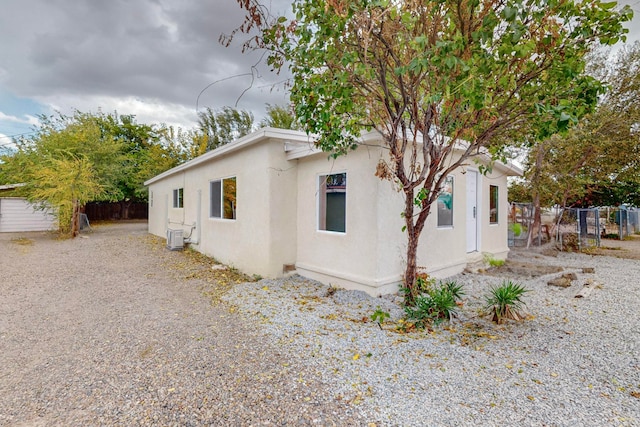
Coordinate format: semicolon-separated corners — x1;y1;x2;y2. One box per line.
404;280;465;328
415;271;436;293
484;280;529;324
509;223;523;237
371;306;390;325
483;253;505;268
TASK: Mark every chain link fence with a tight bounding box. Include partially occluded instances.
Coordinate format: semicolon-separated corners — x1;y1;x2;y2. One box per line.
509;203;638;251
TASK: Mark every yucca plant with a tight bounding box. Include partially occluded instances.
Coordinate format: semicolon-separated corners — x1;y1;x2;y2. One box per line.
405;280;465;328
484;280;529;324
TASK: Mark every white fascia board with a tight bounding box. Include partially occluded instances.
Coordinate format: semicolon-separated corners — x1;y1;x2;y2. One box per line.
144;127;313;186
0;183;26;190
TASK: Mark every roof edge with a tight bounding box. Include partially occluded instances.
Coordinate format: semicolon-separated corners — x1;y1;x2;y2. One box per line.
144;127;313;186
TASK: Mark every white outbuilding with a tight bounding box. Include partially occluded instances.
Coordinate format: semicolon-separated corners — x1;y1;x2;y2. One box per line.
0;185;57;233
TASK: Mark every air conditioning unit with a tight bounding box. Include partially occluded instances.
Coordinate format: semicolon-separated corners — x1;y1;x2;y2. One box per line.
166;228;184;251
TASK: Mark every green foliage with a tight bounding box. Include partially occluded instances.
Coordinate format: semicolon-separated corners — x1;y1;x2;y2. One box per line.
484;280;529;324
509;223;524;237
259;104;300;130
0;112;123;234
0;111;193;233
92;112;164;202
229;0;632;307
483;253;506;268
371;306;391;325
508;181;533;204
197;106;254;151
521;42;640;209
415;272;436;293
404;280;465;328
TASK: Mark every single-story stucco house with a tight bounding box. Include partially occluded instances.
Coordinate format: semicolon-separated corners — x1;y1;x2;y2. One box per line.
0;185;57;233
144;127;521;296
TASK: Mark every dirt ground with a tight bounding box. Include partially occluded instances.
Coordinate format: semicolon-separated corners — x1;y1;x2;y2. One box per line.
475;233;640;278
589;234;640;259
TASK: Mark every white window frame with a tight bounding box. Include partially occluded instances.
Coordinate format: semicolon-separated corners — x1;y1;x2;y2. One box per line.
172;188;183;209
318;172;347;234
489;185;499;224
437;175;454;228
210;176;237;220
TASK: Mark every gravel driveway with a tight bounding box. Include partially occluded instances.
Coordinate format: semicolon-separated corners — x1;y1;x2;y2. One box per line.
2;222;639;426
0;222;365;426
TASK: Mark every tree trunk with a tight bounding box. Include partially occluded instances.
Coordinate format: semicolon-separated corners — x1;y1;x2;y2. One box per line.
404;230;420;306
528;143;545;248
71;199;80;238
120;200;132;219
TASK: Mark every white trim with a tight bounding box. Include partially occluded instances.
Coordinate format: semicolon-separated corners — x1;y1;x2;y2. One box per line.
466;169;479;253
208;176;237;220
317;171;347;234
144;128;316;186
145;127;521;187
0;183;26;190
295;262;401;292
172;188;184;209
436;174;454;228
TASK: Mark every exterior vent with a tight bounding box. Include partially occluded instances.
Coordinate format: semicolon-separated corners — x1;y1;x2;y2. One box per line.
166;228;184;251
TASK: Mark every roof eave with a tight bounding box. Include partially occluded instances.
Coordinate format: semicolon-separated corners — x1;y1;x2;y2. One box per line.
144;127;313;186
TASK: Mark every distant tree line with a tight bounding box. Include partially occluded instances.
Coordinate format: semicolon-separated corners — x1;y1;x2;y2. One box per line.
509;42;640;209
0;104;298;236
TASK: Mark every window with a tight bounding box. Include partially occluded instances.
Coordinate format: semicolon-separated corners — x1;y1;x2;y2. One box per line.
489;185;499;224
319;173;346;233
210;177;236;219
172;188;183;208
437;176;453;227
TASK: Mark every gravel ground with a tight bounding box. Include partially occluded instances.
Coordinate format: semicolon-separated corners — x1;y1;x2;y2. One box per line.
222;241;640;426
0;222;365;426
1;222;639;426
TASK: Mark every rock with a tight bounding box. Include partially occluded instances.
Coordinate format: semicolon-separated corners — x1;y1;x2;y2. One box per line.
582;267;595;274
548;276;572;288
575;285;595;298
562;272;578;281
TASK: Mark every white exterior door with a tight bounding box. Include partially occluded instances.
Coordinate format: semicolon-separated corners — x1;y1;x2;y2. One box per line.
466;171;478;252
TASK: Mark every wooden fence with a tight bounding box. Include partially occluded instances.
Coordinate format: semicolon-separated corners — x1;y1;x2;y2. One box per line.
84;201;148;221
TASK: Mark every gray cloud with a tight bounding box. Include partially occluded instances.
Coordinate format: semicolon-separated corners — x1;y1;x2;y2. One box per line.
0;0;291;128
0;0;638;132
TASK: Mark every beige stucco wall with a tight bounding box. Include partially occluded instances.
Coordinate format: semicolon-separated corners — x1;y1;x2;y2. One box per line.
294;144;512;295
147;129;515;296
295;145;396;293
147;137;298;279
479;172;511;260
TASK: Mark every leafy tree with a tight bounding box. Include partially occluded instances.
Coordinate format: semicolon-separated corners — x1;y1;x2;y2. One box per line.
259;103;299;129
31;156;104;236
197;106;255;150
157;125;210;163
0;111;122;236
521;42;640;213
91;112;163;218
226;0;631;304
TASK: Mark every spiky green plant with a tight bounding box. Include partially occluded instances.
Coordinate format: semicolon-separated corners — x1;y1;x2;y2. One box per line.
484;280;529;324
405;280;464;328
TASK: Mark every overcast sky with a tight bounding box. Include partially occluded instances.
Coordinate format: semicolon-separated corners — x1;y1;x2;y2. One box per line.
1;0;639;147
0;0;292;146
